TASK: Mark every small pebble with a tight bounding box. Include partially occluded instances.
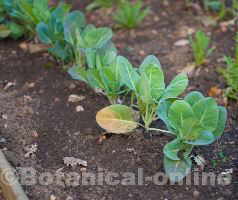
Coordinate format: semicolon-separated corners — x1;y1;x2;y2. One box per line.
76;105;84;112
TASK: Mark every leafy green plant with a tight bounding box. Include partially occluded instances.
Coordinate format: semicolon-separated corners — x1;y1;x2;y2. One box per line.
68;46;127;104
118;55;188;131
0;0;25;39
113;0;149;29
190;30;214;66
188;0;238;19
3;0;55;36
37;6;77;62
220;33;238;99
65;23;113;67
157;91;227;182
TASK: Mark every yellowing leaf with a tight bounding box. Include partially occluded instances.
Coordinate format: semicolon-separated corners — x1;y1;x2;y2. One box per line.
96;104;138;134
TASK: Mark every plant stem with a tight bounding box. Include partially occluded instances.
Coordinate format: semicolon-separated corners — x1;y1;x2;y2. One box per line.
148;128;173;134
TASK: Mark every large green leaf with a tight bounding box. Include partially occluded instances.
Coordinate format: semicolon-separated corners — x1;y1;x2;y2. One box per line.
81;26;113;49
184;130;215;145
163;139;193;161
96;104;138;134
168;100;195;131
184;91;204;106
143;65;165;100
192;97;219;131
164;156;192;183
64;11;86;45
118;56;140;91
213;106;227;139
162;73;188;99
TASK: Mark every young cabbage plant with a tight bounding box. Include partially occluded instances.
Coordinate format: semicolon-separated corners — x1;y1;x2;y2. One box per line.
65;23;113;68
190;30;214;66
0;0;25;39
68;45;127;104
118;55;188;131
113;0;149;29
157;91;227;182
3;0;54;36
36;4;73;61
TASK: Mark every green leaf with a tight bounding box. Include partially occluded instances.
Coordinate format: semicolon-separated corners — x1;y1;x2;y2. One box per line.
68;65;88;82
163;139;193;161
185;130;215;145
143;64;165;100
164;156;192;183
138;65;165;103
96;104;138;134
7;22;25;39
213;106;227;139
117;56;140;91
163;73;188;99
87;68;105;89
64;11;86;45
184;91;204;106
36;22;52;44
139;55;161;72
82;26;113;48
137;73;153;104
157;98;177;134
192;97;219;132
168;100;195;131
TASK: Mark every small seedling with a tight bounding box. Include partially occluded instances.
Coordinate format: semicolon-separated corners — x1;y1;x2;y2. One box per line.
190;30;214;66
220;33;238;99
113;0;149;29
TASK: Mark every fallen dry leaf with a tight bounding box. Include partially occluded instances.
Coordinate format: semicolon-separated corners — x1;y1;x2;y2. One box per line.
208;86;222;97
177;63;196;75
19;42;49;53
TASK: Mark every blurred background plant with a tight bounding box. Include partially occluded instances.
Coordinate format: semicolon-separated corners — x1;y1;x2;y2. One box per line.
219;33;238;99
113;0;149;29
186;0;238;20
190;30;214;66
0;0;25;39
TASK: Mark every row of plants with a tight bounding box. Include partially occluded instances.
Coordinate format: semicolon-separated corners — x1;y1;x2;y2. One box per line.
186;0;238;20
0;0;228;182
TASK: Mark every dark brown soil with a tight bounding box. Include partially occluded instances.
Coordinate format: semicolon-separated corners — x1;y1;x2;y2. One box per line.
0;0;237;200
